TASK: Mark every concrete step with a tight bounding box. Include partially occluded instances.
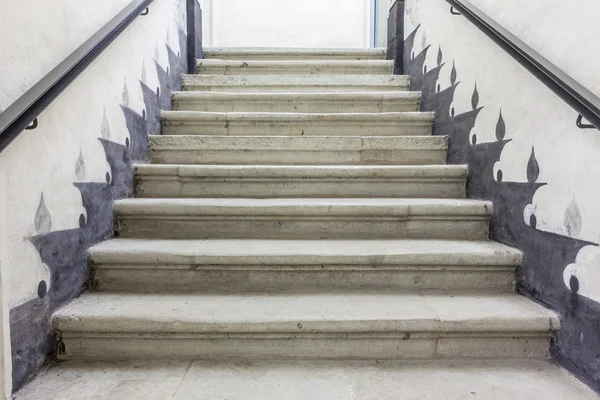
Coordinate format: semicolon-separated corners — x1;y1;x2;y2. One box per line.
203;47;388;60
160;111;434;136
15;359;600;400
196;59;394;75
171;91;421;113
89;239;521;292
53;292;558;360
134;164;468;198
114;198;492;240
149;135;446;165
181;74;410;93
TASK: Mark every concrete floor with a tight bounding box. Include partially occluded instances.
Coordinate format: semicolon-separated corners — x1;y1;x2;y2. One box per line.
15;359;599;400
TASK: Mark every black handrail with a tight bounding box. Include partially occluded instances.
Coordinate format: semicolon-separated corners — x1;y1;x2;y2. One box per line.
446;0;600;130
0;0;155;152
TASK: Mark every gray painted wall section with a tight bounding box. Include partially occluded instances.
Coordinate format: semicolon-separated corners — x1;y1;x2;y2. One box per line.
400;20;600;394
7;2;203;392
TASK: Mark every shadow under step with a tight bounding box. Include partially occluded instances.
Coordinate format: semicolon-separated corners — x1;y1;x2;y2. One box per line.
89;238;521;292
53;291;559;361
114;198;492;240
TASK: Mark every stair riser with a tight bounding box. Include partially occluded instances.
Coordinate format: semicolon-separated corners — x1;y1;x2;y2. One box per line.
181;75;410;92
135;179;467;198
183;84;410;93
93;266;516;292
172;99;420;113
115;218;490;240
149;149;447;165
160;122;433;136
204;55;386;61
202;51;387;61
197;66;393;76
58;335;551;361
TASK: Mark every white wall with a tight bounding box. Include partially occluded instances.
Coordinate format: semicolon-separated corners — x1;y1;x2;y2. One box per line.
1;0;185;312
200;0;373;48
404;0;600;386
469;0;600;98
0;0;187;391
405;0;600;306
0;0;131;111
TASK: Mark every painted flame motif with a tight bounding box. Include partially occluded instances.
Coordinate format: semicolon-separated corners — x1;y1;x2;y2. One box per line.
496;111;506;141
101;108;110;139
75;150;85;181
34;193;52;234
450;60;457;85
564;198;582;238
122;78;130;106
471;83;479;109
527;146;540;183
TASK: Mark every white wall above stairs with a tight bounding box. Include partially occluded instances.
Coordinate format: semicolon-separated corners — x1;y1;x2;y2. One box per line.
199;0;373;48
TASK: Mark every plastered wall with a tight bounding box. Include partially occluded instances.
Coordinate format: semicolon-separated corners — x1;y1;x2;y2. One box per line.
404;0;600;391
0;0;193;391
468;0;600;97
199;0;372;48
0;0;131;111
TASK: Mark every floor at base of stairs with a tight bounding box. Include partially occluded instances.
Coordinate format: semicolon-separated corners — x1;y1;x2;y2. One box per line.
15;359;598;400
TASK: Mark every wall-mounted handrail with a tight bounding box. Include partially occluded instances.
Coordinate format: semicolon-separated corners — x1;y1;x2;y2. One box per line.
446;0;600;130
0;0;155;152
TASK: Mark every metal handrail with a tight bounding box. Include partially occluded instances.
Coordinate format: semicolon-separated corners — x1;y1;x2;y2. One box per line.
446;0;600;130
0;0;155;152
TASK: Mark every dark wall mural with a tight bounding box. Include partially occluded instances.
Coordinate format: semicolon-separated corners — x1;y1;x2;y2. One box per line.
10;22;197;391
404;25;600;392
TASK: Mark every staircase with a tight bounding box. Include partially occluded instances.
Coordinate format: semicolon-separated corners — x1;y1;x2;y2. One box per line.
32;47;583;397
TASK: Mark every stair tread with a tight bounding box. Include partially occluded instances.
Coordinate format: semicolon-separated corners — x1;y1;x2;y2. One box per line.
149;136;447;164
133;164;468;178
197;59;394;67
203;47;387;55
161;110;434;121
114;197;492;216
172;91;421;100
171;91;422;113
150;135;445;152
159;112;435;137
89;238;521;265
14;359;599;400
53;291;559;333
182;74;410;86
196;59;394;76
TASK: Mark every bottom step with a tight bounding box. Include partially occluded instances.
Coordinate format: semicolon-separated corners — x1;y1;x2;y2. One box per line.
15;359;598;399
53;292;558;361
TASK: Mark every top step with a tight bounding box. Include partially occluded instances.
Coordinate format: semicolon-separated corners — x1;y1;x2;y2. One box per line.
203;47;388;61
197;59;394;76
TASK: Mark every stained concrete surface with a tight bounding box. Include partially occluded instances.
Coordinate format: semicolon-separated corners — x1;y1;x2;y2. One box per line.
15;359;600;399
